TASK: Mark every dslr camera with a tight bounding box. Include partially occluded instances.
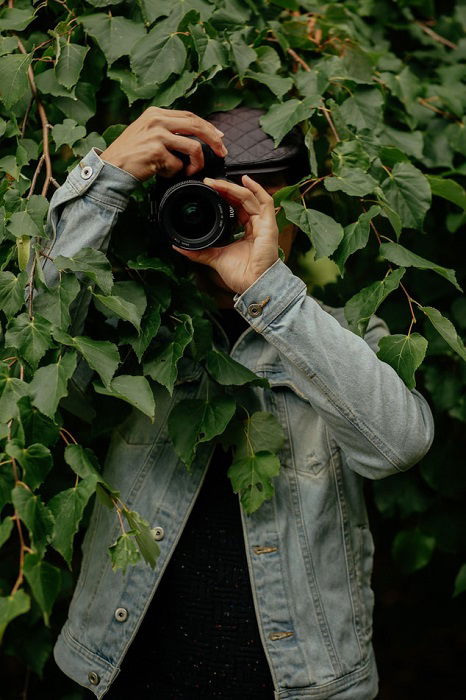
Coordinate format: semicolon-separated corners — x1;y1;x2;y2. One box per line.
149;137;236;251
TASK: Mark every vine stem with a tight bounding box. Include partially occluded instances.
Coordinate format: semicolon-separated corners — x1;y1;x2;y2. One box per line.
7;421;32;596
415;20;457;49
319;104;340;143
287;48;311;72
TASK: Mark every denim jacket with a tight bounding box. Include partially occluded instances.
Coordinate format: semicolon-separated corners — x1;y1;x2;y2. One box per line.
44;149;434;699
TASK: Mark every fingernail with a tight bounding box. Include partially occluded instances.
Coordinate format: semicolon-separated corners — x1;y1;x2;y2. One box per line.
222;146;228;156
204;177;215;185
215;128;224;136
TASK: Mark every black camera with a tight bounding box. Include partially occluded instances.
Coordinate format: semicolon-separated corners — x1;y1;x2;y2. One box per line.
149;138;236;251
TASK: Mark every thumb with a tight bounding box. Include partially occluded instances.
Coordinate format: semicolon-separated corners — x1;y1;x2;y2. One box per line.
172;245;219;269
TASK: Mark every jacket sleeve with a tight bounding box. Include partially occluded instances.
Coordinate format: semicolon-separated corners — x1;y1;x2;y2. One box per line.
234;258;435;480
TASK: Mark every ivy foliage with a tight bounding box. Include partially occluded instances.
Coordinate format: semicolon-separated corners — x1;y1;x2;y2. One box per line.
0;0;465;683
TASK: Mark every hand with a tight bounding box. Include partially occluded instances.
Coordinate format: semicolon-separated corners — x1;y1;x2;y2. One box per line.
100;107;228;181
174;175;279;296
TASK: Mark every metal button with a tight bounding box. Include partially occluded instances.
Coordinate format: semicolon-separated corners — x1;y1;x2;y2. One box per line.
114;607;128;622
88;671;100;685
81;165;93;180
151;526;164;541
247;303;263;317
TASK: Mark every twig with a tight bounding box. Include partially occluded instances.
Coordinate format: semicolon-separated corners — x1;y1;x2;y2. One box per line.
27;154;45;199
418;97;460;122
287;48;311;72
319;105;340;143
415;20;457;50
20;98;33;137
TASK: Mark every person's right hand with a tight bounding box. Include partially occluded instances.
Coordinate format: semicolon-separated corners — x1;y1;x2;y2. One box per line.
100;107;228;181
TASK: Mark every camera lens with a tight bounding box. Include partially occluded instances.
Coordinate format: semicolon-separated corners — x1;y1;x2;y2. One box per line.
173;196;216;239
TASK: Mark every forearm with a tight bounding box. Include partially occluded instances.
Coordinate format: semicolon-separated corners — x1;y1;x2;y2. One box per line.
234;260;434;480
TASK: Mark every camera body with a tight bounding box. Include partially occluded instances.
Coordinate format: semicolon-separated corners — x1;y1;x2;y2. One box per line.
149;138;236;251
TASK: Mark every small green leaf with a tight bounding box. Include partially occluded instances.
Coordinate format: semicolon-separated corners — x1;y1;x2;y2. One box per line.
380;242;462;292
121;304;161;362
453;564;466;597
377;333;428;389
230;411;285;460
64;444;104;481
93;292;142;331
0;7;35;31
123;509;160;569
0;590;30;643
0;363;29;422
127;256;176;279
93;375;155;420
7;210;40;238
12;484;55;558
206;350;268;387
5;313;52;368
421;307;466;362
55;43;89;90
17;396;60;448
23;553;61;626
51;119;86;150
324;167;378;197
33;274;80;329
0;52;32;109
260;97;319;146
143;314;193;394
53;248;113;295
0;270;27;318
228;451;281;514
380;162;432;230
168;396;236;468
0;516;14;550
109;531;142;574
29;352;77;419
339;87;384;131
344;268;406;337
426;175;466;212
282;200;344;259
54;330;119;387
6;441;53;491
392;528;435;574
334;206;380;273
80;13;146;65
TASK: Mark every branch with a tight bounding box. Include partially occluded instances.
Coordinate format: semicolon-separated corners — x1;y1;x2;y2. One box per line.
319;104;340;143
415;20;458;50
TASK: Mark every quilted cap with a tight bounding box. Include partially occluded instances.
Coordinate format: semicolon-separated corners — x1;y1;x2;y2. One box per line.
206;106;306;179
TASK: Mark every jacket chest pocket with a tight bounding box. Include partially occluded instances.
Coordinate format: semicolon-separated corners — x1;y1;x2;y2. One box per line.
263;381;334;477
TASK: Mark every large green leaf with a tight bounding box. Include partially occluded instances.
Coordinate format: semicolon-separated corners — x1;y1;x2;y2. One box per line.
131;34;187;84
33;274;80;329
80;13;146;65
339;87;384;131
380;242;462;292
23;553;61;626
229;30;257;79
324;167;378;197
17;396;60;448
260;97;319;146
228;451;281;514
29;352;77;419
12;484;55;558
0;7;35;31
49;476;98;568
55;43;89;90
93;291;142;331
53;248;113;295
53;330;119;388
380;162;432;230
7;210;40;238
281;200;344;259
122;304;161;362
206;350;268;387
377;333;428;390
0;270;27;318
229;411;285;460
93;375;156;420
143;315;193;394
344;267;406;337
0;52;32;109
392;528;435;574
0;591;30;643
51;119;86;150
0;363;29;422
6;441;53;491
334;206;381;273
421;307;466;362
5;313;52;368
426;175;466;212
168;396;236;468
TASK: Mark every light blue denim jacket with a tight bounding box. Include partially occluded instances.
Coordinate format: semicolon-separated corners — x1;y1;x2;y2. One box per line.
45;149;434;699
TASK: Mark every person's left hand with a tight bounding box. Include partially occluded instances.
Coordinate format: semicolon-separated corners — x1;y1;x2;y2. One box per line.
173;175;279;295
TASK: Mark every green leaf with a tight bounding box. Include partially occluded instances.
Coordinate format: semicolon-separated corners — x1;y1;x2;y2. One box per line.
51;119;86;150
232;411;285;460
53;248;113;294
380;242;462;292
228;451;281;514
23;553;61;626
54;330;119;387
334;205;381;273
420;307;466;362
426;175;466;212
260;97;319;146
55;43;89;90
5;313;52;368
150;71;198;108
229;30;257;79
281;200;344;259
131;34;186;84
35;69;76;99
33;274;80;329
0;52;32;109
12;484;55;558
17;396;60;448
0;270;27;318
0;363;29;422
93;292;142;331
377;333;428;390
392;528;435;574
243;71;293;99
6;441;53;491
127;256;176;280
0;516;14;550
0;591;30;643
109;531;142;574
93;375;156;420
168;396;236;468
80;13;146;65
29;352;77;419
143;314;193;394
380;162;432;230
64;444;103;481
0;7;35;31
55;81;96;124
339;87;384;131
72;132;107;158
324;167;378;197
49;475;98;567
453;564;466;597
124;509;160;569
206;350;268;387
7;210;40;238
344;267;406;337
122;304;161;362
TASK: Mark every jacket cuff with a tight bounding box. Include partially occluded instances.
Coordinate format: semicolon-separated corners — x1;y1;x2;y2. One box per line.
234;259;307;333
65;148;140;211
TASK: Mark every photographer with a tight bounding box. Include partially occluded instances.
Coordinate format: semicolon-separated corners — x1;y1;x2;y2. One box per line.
44;107;434;699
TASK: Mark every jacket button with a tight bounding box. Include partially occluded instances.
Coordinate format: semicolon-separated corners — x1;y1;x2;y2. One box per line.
81;165;93;180
247;303;263;317
151;526;164;541
88;671;100;685
114;607;128;622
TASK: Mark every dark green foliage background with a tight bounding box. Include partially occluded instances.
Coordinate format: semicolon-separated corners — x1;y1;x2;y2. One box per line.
0;0;465;696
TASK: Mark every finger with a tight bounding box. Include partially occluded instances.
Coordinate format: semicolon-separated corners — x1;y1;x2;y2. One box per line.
203;177;260;216
162;133;205;175
172;245;220;270
154;144;186;178
241;174;275;208
159;115;227;159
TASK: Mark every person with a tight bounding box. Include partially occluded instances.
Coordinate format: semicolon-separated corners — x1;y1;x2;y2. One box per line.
44;107;434;699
